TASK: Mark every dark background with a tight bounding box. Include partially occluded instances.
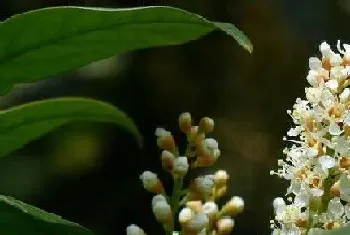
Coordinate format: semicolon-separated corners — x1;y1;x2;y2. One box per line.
0;0;349;235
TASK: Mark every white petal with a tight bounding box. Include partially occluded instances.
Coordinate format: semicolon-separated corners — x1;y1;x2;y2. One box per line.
319;155;336;169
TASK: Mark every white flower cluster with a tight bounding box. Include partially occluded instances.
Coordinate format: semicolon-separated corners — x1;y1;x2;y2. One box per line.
270;41;350;235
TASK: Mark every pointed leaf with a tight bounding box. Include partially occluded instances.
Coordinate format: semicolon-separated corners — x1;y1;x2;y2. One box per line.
0;6;252;94
0;194;93;235
0;97;141;157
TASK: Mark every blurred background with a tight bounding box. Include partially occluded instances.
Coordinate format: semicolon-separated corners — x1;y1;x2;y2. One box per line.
1;0;350;235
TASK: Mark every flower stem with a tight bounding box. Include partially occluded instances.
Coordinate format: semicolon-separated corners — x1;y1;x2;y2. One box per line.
166;177;184;235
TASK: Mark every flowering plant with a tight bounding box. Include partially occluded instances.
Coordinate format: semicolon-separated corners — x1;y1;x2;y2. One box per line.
127;113;244;235
270;41;350;235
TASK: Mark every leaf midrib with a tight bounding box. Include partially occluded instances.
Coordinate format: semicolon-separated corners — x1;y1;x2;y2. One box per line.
0;19;214;66
0;110;125;135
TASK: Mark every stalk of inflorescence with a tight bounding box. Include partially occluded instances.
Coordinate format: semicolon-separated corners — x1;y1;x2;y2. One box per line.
270;41;350;235
126;113;244;235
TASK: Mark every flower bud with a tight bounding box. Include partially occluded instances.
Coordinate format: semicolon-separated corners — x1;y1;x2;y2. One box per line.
152;194;167;207
140;171;164;194
214;186;227;198
173;156;189;177
217;217;234;235
330;181;340;198
186;212;209;233
155;128;175;151
199;117;214;133
214;170;229;188
203;201;218;219
193;150;220;167
195;175;215;197
187;126;205;143
126;224;146;235
152;198;172;224
179;112;192;133
161;150;174;171
221;196;244;216
179;207;194;224
186;200;203;213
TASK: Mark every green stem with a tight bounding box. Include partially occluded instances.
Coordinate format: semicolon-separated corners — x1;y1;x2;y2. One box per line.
166;177;184;235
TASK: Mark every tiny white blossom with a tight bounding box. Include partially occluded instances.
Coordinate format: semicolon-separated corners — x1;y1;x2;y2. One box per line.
319;41;332;57
329;121;342;136
309;57;322;70
340;88;350;102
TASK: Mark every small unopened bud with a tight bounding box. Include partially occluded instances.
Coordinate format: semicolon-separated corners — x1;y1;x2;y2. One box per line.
186;212;209;233
193;151;220;167
155;128;176;151
199;117;214;133
186;200;203;213
173;156;189;177
140;171;164;194
179;112;192;133
161;150;174;171
179;207;194;224
195;176;215;197
203;201;218;218
221;196;244;216
157;135;176;151
214;170;229;188
152;194;167;207
187;126;205;143
217;217;235;235
214;186;227;198
330;181;340;198
126;224;146;235
152;198;172;224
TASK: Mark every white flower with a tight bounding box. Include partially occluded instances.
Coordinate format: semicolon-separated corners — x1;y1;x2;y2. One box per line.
319;155;336;169
319;41;332;57
330;53;343;66
126;224;145;235
328;197;344;218
329;121;342;136
273;197;286;214
340;88;350;102
309;57;322;70
325;79;339;90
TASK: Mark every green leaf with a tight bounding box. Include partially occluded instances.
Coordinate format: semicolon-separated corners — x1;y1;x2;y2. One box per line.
0;6;252;94
0;194;93;235
324;226;350;235
0;97;141;157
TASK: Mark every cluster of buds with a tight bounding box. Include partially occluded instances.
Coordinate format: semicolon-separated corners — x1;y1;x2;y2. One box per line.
270;41;350;235
179;196;244;235
127;113;244;235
